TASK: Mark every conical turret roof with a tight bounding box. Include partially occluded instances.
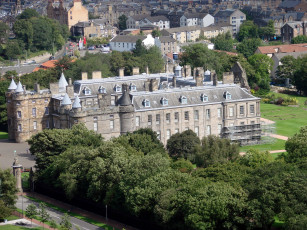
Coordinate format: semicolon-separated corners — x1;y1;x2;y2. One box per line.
15;81;24;93
61;93;72;105
59;72;68;92
8;79;17;90
72;96;81;108
118;85;132;106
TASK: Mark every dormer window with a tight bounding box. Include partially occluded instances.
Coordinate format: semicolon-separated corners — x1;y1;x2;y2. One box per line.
98;86;106;94
161;97;168;106
84;87;91;95
143;99;150;108
225;91;232;100
115;85;122;93
180;96;187;104
130;84;137;91
201;94;208;102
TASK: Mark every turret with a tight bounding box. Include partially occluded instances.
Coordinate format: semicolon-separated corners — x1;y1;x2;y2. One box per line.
72;95;82;112
59;72;68;93
118;84;134;134
8;79;17;91
61;93;72;110
15;81;24;93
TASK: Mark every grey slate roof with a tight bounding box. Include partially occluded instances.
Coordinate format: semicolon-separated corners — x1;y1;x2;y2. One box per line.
165;25;203;33
110;35;146;43
183;13;208;19
74;21;99;28
131;85;257;111
146;15;169;22
159;36;176;43
15;81;23;93
8;79;17;90
214;9;236;18
59;73;68;93
72;96;82;108
61;93;72;105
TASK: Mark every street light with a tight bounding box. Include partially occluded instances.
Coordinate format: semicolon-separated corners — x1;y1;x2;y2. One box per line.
106;204;108;222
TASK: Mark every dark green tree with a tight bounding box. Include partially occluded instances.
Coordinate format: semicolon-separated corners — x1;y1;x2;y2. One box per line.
239;149;274;168
171;158;194;173
211;31;234;52
291;35;307;44
133;39;147;57
0;22;9;44
166;130;200;160
236;38;262;58
144;46;164;73
25;204;38;226
259;20;275;40
275;55;299;79
5;41;22;59
0;200;13;220
30;17;53;51
13;19;33;50
17;8;39;20
118;15;128;31
285;126;307;163
291;56;307;94
0;79;10;131
0;169;17;208
60;213;72;230
237;20;259;42
194;135;239;167
151;29;161;38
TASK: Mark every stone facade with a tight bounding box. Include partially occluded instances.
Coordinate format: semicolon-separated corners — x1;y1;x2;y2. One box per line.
6;64;260;146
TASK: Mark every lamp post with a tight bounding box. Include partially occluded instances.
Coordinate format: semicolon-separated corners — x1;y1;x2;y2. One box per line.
105;204;108;222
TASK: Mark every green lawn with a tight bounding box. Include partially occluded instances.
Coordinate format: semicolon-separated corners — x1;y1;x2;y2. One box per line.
240;138;286;152
260;93;307;137
0;225;44;230
0;131;8;139
21;172;30;190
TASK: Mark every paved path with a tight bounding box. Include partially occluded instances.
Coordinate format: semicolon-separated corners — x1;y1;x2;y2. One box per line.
240;149;286;156
24;192;138;230
268;133;289;141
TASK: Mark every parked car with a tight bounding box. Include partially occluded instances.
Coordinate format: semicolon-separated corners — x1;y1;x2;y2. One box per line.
23;60;36;65
49;56;55;60
88;46;96;50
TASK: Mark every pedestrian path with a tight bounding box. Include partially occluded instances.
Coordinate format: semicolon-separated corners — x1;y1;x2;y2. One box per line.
240;149;286;156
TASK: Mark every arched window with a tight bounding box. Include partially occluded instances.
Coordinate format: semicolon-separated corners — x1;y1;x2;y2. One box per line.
224;91;232;100
201;94;208;102
143;99;150;108
180;96;187;104
98;86;106;94
161;97;168;106
115;85;122;93
83;87;91;95
130;84;137;91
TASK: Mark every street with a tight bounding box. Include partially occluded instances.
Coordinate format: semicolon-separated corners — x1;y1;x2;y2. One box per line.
16;195;104;230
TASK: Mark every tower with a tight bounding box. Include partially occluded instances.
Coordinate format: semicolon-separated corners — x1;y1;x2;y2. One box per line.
12;157;23;193
118;84;135;135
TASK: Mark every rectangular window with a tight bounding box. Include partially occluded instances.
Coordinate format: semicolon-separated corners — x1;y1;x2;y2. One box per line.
33;121;37;130
218;124;222;134
174;112;179;122
250;104;255;114
32;100;36;104
194;110;199;120
206;109;210;119
184;111;189;120
32;108;36;117
195;126;199;136
136;116;140;126
229;107;234;117
17;111;22;118
110;120;114;130
240;122;245;125
148;115;152;126
94;122;98;131
156;114;160;124
240;106;244;115
157;131;161;140
166;113;170;124
166;129;171;140
251;121;255;125
18;124;22;132
45;107;49;115
206;125;211;135
217;108;222;118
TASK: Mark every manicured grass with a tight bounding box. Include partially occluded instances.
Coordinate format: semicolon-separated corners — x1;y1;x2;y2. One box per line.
6;215;20;221
240;138;286;152
25;196;118;230
271;152;287;159
260;93;307;137
0;131;8;139
16;208;54;229
0;225;44;230
21;173;30;190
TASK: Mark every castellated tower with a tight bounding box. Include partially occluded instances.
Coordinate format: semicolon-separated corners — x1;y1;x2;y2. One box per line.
118;84;135;135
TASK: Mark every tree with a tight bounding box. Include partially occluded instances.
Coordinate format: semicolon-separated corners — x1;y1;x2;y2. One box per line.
13;19;34;50
291;35;307;44
60;213;72;230
31;17;53;51
171;158;194;173
49;219;58;229
0;169;17;207
0;22;9;44
194;135;239;167
0;79;10;132
17;8;39;20
151;29;161;38
133;39;147;57
25;204;38;226
166;130;200;160
275;55;299;79
144;46;164;73
285;126;307;163
236;38;262;58
239;149;274;168
39;203;50;229
259;20;275;40
0;200;13;220
5;41;22;60
118;15;128;31
247;53;273;91
237;21;259;42
292;56;307;94
211;31;234;52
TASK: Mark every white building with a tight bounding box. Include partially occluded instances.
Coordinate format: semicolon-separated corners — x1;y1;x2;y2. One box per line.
180;13;214;27
110;34;155;52
126;15;170;30
214;9;246;35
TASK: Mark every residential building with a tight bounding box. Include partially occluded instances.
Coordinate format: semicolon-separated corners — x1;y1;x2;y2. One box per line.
6;63;261;146
161;26;203;43
281;21;307;43
109;34;155;52
127;15;170;30
180;13;214;27
214;9;246;35
154;36;177;55
255;43;307;57
71;21;101;38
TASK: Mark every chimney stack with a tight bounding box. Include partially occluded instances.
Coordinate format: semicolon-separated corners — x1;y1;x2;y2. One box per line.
172;76;176;88
34;83;40;93
119;68;125;77
92;71;102;79
82;72;88;80
132;67;140;75
212;71;218;86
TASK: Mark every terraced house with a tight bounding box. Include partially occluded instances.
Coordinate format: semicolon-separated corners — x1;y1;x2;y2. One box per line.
6;63;261;145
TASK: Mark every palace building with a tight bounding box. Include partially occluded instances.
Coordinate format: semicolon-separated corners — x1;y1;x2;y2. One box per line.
6;63;261;145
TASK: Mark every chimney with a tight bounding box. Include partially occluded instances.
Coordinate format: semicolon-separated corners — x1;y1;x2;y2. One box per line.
149;78;158;91
195;70;203;87
22;85;26;92
92;71;102;79
146;66;149;74
66;85;74;98
119;68;124;77
82;72;88;80
34;83;40;93
184;65;191;77
68;78;72;85
50;83;59;95
212;71;218;86
172;76;176;88
132;67;140;75
222;72;234;84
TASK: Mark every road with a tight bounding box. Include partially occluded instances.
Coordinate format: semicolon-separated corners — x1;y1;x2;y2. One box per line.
16;195;104;230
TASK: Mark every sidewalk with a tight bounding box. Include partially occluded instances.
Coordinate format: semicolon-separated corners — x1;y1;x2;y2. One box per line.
25;192;138;230
240;149;286;156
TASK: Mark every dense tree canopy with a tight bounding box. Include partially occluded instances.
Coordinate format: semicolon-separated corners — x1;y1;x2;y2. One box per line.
292;55;307;95
211;31;234;52
275;55;299;80
118;15;128;31
291;35;307;44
